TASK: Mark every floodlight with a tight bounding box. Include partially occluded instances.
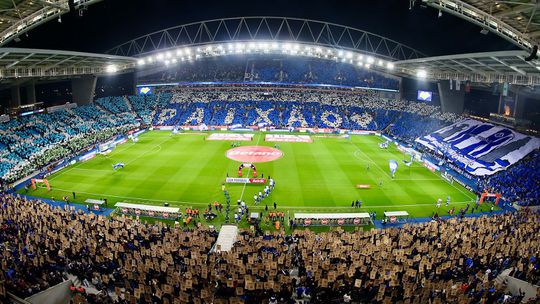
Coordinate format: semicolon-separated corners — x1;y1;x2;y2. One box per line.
165;52;172;58
346;52;353;59
137;59;145;66
271;42;278;49
365;64;371;69
106;64;117;73
366;56;374;64
176;49;183;56
358;54;364;60
156;53;164;60
387;62;395;69
378;60;384;66
338;50;344;57
416;69;427;78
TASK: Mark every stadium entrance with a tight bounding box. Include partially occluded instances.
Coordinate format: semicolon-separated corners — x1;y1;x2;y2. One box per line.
238;163;257;177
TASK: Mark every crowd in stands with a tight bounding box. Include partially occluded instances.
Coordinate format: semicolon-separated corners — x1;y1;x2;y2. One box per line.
1;83;537;209
0;84;453;184
0;103;138;183
0;193;538;303
152;86;459;139
479;151;540;206
144;57;400;90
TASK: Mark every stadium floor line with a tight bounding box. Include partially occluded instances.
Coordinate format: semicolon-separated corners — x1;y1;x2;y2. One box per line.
49;141;139;181
72;167;113;172
427;167;476;200
351;146;393;179
124;136;168;166
352;148;430;181
238;133;262;201
350;137;476;200
41;186;476;210
48;162;84;181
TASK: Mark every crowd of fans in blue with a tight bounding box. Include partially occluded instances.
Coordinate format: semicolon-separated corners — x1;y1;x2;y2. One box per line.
0;84;537;209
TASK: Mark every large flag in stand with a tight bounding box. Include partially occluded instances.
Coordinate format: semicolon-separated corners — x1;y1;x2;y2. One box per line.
389;160;398;178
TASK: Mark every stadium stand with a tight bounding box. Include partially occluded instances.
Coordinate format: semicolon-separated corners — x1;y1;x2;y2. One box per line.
0;104;138;183
0;85;538;212
479;151;540;206
143;57;400;90
0;194;538;303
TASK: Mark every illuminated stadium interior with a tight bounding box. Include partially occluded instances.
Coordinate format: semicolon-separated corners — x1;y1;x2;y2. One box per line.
0;1;539;303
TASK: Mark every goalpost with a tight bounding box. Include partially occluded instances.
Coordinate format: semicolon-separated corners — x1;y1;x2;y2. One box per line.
31;179;51;191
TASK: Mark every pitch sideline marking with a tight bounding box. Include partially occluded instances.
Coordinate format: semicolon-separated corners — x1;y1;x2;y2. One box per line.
351;145;392;179
49;135;142;181
36;185;476;209
350;139;476;200
72;168;114;173
428;169;476;200
48;163;84;181
124;137;168;166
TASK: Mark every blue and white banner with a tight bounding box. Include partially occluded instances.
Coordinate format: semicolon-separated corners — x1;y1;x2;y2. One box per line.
416;119;540;176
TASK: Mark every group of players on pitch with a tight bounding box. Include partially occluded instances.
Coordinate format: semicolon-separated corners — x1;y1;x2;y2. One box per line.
254;178;276;204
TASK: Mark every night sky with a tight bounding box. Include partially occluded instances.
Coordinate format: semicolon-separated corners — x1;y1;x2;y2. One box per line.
7;0;517;56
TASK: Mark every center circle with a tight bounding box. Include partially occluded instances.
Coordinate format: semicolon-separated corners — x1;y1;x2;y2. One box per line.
226;146;283;163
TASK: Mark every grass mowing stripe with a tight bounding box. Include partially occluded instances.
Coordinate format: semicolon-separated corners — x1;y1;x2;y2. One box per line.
23;131;488;221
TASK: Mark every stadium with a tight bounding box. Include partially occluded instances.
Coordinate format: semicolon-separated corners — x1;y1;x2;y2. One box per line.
0;0;539;303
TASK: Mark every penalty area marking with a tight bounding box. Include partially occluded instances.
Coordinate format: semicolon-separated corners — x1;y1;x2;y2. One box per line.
351;149;392;179
124;137;168;166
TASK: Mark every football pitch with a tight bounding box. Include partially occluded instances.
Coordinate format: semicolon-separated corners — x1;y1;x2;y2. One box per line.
23;131;490;223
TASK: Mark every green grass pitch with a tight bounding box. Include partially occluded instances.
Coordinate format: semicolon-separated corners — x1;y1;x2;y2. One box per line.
23;131;493;225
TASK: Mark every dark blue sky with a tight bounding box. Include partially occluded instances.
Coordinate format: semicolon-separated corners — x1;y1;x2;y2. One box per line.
8;0;517;56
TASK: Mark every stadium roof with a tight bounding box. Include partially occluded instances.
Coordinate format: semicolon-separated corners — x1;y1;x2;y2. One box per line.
395;50;540;86
107;17;427;61
0;13;539;87
0;47;135;81
0;0;102;46
420;0;540;51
